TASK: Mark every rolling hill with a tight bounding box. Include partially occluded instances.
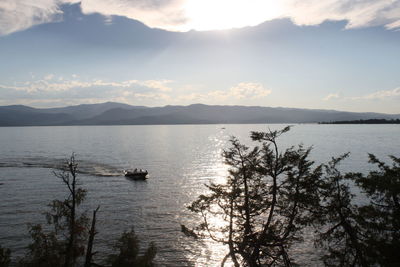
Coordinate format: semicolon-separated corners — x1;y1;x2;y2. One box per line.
0;102;399;126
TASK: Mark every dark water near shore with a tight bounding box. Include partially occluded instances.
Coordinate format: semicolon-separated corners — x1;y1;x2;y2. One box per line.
0;124;399;266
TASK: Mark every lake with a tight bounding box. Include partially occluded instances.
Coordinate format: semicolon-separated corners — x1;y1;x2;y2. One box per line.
0;124;399;266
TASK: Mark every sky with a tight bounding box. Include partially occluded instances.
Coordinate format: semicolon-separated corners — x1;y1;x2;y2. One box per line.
0;0;400;113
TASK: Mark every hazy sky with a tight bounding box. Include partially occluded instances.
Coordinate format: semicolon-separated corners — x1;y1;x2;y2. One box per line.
0;1;400;113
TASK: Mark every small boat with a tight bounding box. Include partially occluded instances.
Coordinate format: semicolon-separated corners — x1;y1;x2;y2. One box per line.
124;169;148;180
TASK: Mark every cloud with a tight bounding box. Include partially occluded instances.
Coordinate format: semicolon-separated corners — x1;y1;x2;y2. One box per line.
0;0;186;35
80;0;187;30
323;93;340;101
0;78;173;93
0;0;71;35
0;77;174;107
283;0;400;29
228;82;271;99
386;19;400;29
44;74;55;80
352;87;400;100
0;95;169;107
177;82;271;102
138;80;173;92
1;0;400;35
321;88;400;101
322;87;400;101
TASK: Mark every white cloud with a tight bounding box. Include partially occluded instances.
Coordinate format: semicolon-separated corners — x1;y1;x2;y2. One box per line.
386;19;400;29
323;93;340;101
0;0;75;35
176;92;204;102
44;74;55;80
353;87;400;100
0;0;186;35
177;82;271;102
1;0;400;35
133;92;171;100
283;0;400;29
0;95;155;107
0;77;174;107
113;87;171;101
229;82;271;99
138;79;173;92
80;0;187;30
0;78;173;93
321;88;400;101
320;88;400;102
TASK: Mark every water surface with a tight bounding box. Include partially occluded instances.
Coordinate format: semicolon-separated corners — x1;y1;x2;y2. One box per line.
0;124;399;266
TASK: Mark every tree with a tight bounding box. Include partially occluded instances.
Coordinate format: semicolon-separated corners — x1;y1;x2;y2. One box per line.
313;154;400;267
50;154;89;267
351;154;400;266
107;228;157;267
186;127;323;266
0;245;11;267
17;154;157;267
84;206;100;267
18;224;64;267
19;154;89;267
313;154;368;267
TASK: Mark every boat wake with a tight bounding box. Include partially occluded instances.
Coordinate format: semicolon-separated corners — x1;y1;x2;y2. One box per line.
0;156;123;177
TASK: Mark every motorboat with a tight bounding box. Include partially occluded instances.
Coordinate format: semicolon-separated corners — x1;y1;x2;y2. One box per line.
124;169;148;180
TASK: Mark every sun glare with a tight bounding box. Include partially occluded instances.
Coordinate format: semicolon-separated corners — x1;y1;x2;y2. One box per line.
183;0;283;31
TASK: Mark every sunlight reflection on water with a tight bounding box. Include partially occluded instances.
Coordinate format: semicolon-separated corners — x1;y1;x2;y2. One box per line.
0;124;399;266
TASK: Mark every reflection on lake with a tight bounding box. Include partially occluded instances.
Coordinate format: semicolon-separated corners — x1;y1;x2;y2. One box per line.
0;124;399;266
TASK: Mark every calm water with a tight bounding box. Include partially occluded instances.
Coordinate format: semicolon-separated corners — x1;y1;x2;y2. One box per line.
0;124;399;266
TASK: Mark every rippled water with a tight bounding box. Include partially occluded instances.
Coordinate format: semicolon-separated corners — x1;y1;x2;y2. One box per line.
0;124;399;266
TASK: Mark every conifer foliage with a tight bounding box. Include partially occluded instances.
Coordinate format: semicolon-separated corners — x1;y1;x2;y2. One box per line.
187;127;323;266
16;154;156;267
185;127;400;267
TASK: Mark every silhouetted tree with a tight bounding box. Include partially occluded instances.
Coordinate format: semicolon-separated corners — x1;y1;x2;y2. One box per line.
186;127;323;266
351;154;400;266
6;154;157;267
107;228;156;267
85;206;100;267
313;154;368;267
51;154;89;267
301;152;400;267
19;154;89;267
18;224;64;267
0;245;11;267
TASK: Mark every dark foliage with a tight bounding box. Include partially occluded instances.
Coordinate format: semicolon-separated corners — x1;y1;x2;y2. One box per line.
186;126;323;266
13;154;156;267
313;154;368;267
19;154;88;267
352;155;400;266
185;127;400;267
18;224;65;267
107;228;156;267
0;246;11;267
314;154;400;267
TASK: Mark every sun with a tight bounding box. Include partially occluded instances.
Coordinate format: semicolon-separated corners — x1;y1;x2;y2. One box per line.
182;0;283;31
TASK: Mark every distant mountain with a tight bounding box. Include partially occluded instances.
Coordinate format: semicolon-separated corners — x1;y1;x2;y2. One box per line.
0;105;74;126
320;119;400;124
37;102;141;120
0;102;399;126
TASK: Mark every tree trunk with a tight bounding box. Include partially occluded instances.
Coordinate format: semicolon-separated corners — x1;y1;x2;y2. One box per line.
65;161;77;267
85;206;100;267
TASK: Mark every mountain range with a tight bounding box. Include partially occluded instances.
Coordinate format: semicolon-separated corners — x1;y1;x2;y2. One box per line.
0;102;399;126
